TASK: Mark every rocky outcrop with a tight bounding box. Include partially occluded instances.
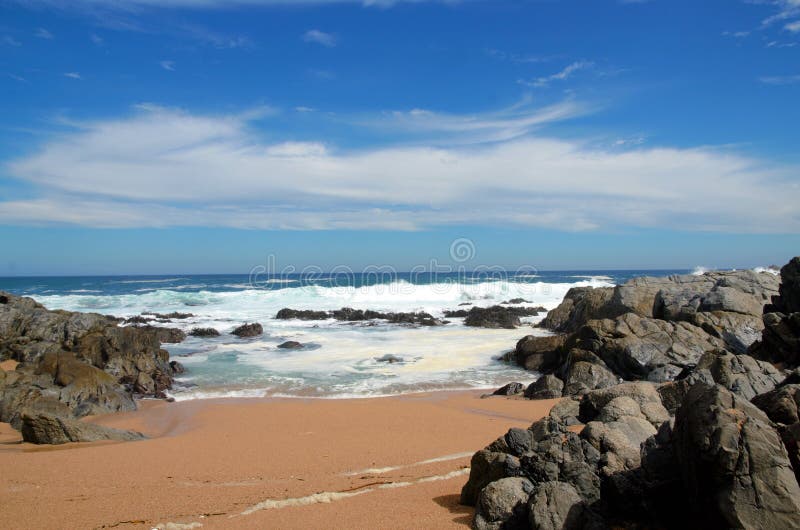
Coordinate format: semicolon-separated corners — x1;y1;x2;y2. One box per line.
524;375;564;399
753;384;800;483
0;291;178;438
20;412;146;445
512;269;780;395
491;382;525;396
134;325;186;344
277;341;304;349
463;306;541;329
462;380;800;529
750;258;800;366
189;327;220;337
673;383;800;529
231;322;263;337
276;307;445;326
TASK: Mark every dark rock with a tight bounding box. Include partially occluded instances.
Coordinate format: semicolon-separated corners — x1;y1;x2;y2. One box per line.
503;298;531;305
673;383;800;528
548;398;581;425
20;412;146;445
776;257;800;314
461;450;522;506
189;327;220;337
750;311;800;367
752;384;800;425
134;326;186;344
169;360;185;374
694;350;782;400
443;309;469;318
374;354;404;364
492;382;525;396
124;315;153;324
525;375;564;399
277;341;304;350
142;311;194;320
231;322;263;337
527;481;587;530
562;361;618;397
276;308;330;320
539;287;615;333
473;477;534;530
466;305;538;329
512;334;566;372
578;382;665;424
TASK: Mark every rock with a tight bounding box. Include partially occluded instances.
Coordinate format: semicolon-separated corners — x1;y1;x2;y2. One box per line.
528;481;586;530
189;327;220;337
135;326;186;344
596;396;643;423
752;384;800;425
464;306;525;329
231;323;263;337
525;375;564;399
492;382;525;396
35;352;136;417
539;287;615;333
694;350;782;400
276;308;330;320
548;397;581;425
503;298;531;305
277;341;304;350
512;334;566;372
142;311;194;320
473;477;534;530
562;361;617;397
673;383;800;529
124;315;152;324
461;450;522;506
776;257;800;314
579;382;664;424
750;311;800;367
374;354;404;364
20;412;146;445
169;360;185;374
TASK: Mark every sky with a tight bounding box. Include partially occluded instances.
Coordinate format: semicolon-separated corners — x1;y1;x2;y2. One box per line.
0;0;799;275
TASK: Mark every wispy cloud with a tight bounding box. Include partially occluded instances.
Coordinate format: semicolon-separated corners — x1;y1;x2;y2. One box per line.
759;73;800;84
520;60;594;88
303;29;337;47
90;33;104;45
3;35;22;47
722;30;751;38
295;106;315;112
34;27;54;39
485;48;554;64
16;0;449;8
160;60;175;71
2;102;797;233
787;20;800;31
7;73;27;82
64;72;83;79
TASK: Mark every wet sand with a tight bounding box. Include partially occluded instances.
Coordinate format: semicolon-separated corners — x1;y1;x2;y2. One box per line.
0;391;558;529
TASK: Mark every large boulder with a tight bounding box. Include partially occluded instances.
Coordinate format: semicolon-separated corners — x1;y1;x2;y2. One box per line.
525;375;564;400
578;382;666;425
673;383;800;529
693;350;782;400
750;311;800;367
512;334;566;372
527;481;587;530
562;361;618;397
775;257;800;314
20;412;146;445
539;287;615;333
752;384;800;483
473;477;534;530
231;322;263;337
460;450;522;506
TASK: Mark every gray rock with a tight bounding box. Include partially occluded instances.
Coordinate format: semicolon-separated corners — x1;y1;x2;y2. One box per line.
277;341;304;349
231;322;263;337
673;383;800;529
460;450;521;506
548;397;581;425
513;334;566;372
695;350;782;400
528;481;586;530
21;412;146;444
189;327;220;337
562;361;618;397
525;375;564;399
579;382;664;423
474;477;534;530
492;382;525;396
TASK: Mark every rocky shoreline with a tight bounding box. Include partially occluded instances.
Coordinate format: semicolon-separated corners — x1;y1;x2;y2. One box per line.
462;258;800;529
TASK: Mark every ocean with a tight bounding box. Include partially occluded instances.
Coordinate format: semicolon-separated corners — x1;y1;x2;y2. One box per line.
0;270;689;400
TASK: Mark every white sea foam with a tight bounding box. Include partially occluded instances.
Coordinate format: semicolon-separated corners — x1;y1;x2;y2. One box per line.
753;266;779;276
33;277;612;400
691;266;709;276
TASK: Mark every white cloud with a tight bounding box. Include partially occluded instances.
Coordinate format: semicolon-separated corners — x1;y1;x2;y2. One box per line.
90;33;104;45
7;73;27;82
3;35;22;47
64;72;83;79
34;27;54;39
3;103;798;234
787;20;800;31
18;0;448;7
303;29;337;47
160;60;175;71
295;106;315;112
759;74;800;84
521;61;593;88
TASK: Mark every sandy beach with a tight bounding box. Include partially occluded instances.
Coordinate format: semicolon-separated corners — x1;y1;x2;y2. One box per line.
0;379;557;529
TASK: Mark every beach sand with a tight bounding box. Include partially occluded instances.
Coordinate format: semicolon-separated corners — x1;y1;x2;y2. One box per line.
0;391;558;529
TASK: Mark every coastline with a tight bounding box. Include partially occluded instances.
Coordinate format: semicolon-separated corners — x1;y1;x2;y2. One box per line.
0;388;559;529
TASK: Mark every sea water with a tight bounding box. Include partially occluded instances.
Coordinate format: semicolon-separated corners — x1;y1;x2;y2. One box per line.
0;270;686;400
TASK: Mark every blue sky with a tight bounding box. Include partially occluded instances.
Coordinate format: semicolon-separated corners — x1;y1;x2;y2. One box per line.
1;0;799;275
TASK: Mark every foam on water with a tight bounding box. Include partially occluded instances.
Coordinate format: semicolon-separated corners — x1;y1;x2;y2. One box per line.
24;277;618;400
